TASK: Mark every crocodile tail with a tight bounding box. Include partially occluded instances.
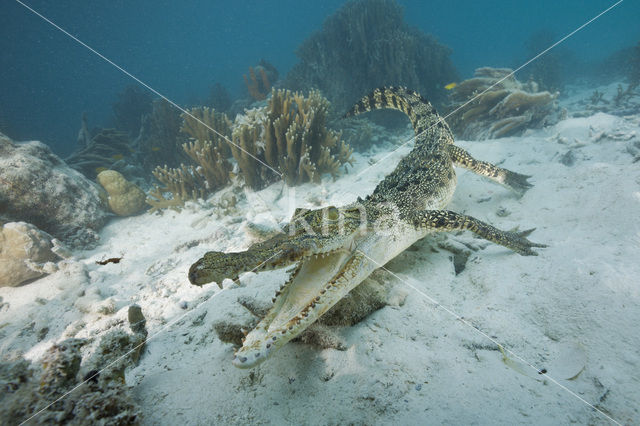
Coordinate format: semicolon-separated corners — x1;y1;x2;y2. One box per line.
343;87;443;137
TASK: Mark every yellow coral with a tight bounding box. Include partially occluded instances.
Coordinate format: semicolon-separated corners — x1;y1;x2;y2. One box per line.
97;170;147;216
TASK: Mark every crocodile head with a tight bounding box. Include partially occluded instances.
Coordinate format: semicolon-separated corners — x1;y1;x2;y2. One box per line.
188;202;388;368
188;203;368;287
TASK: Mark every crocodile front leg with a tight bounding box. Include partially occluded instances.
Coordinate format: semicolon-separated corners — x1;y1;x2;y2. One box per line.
410;210;547;256
446;145;533;195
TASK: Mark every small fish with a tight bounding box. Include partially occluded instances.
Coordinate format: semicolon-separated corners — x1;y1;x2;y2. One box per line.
95;167;108;174
444;82;457;90
111;154;124;161
150;146;161;152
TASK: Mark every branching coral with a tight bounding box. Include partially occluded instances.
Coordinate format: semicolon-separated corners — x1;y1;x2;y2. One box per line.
180;106;233;158
147;91;352;210
233;88;353;188
244;66;271;101
286;0;457;112
445;67;560;139
146;107;233;211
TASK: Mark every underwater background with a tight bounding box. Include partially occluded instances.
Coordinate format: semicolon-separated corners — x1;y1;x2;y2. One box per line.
1;0;640;424
1;0;637;157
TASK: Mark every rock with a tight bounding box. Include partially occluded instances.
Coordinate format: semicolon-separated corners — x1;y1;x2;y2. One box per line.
0;221;64;287
0;133;109;248
96;170;147;216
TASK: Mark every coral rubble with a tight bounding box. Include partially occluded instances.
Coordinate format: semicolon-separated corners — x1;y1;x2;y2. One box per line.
286;0;457;112
0;337;141;425
0;307;147;424
445;67;560;139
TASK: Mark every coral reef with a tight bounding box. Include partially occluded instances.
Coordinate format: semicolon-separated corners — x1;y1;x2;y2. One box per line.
244;66;271;101
286;0;457;112
146;107;233;212
0;221;67;287
112;85;153;138
232;88;353;188
66;127;136;179
137;99;189;174
445;67;560;139
97;170;147;216
0;133;108;248
147;90;352;209
243;60;278;101
180;106;233;159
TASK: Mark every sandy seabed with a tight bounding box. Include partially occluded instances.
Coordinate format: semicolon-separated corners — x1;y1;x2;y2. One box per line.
1;90;639;425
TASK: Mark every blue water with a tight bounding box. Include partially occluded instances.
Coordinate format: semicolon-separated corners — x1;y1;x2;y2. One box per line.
0;0;637;156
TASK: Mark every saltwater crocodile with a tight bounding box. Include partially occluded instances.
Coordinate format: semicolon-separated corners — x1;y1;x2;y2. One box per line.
189;87;545;368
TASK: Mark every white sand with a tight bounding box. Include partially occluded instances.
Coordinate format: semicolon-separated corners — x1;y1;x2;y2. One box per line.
1;104;639;424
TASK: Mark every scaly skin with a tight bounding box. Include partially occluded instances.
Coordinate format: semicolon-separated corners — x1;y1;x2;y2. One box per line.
188;87;546;368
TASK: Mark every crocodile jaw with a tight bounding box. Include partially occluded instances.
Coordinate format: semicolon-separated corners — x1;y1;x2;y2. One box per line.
232;222;426;368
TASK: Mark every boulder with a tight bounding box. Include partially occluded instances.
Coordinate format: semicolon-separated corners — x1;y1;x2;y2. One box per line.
0;133;109;248
0;221;66;287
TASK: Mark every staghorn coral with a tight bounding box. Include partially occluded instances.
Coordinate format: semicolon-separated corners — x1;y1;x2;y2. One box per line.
180;106;233;158
146;107;233;212
286;0;457;112
147;91;352;209
244;66;271;101
147;164;208;212
232;88;353;188
445;67;560;139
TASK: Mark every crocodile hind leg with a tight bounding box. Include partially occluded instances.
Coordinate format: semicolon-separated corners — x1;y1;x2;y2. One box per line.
411;210;547;256
446;145;532;195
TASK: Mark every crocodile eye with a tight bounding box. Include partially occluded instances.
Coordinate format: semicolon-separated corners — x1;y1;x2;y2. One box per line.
327;206;339;221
